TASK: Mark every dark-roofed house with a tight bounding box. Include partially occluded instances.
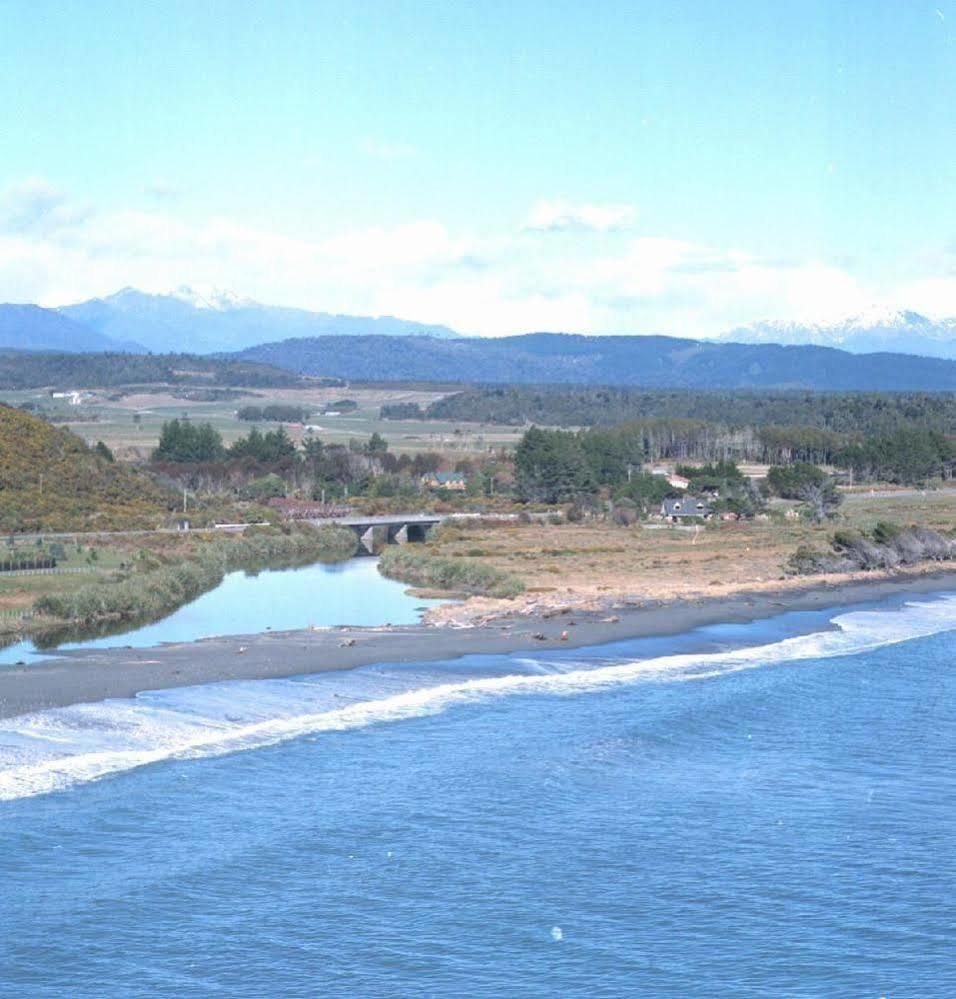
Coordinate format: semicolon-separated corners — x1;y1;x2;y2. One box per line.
661;496;712;522
421;471;467;492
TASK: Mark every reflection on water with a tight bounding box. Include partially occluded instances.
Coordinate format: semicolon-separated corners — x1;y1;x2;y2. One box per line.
0;558;442;665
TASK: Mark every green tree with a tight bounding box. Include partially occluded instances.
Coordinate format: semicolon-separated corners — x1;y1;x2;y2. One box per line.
515;427;593;503
152;419;225;462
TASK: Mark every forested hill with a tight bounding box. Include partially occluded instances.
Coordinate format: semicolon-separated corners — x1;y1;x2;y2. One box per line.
0;405;174;532
0;351;314;390
416;386;956;434
233;332;956;391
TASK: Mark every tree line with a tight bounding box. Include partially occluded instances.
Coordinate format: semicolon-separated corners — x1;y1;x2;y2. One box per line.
413;386;956;434
513;426;764;515
237;404;313;423
149;420;496;503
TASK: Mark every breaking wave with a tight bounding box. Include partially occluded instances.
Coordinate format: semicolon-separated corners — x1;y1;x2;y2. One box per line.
2;594;955;801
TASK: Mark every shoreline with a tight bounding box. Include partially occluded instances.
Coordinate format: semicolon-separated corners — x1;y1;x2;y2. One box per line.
1;570;955;720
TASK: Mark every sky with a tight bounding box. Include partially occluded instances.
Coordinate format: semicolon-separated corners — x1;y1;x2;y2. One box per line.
1;0;956;336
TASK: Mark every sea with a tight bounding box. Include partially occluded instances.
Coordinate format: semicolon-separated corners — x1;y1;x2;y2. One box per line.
1;582;955;996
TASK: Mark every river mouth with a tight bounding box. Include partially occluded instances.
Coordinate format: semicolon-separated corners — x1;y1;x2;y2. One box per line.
0;557;445;666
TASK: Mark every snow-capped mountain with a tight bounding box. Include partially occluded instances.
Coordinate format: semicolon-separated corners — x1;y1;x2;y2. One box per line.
722;308;956;359
57;287;461;354
169;285;253;312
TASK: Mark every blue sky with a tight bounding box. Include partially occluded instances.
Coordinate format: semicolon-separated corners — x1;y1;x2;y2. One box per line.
1;0;955;335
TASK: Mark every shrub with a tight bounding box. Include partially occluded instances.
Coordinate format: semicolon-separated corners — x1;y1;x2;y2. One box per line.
378;547;524;598
785;525;956;576
34;524;357;625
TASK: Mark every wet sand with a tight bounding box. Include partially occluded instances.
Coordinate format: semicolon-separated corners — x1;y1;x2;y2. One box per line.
1;571;954;719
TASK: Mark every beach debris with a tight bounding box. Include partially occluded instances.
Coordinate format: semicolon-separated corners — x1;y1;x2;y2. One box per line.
560;630;569;641
237;646;247;655
602;615;620;624
532;632;547;641
339;638;356;647
550;926;563;942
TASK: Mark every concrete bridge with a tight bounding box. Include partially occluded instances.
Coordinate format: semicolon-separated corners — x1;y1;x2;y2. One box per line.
308;514;443;553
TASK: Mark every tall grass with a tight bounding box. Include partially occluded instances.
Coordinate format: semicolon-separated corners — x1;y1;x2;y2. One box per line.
33;524;357;626
378;546;524;598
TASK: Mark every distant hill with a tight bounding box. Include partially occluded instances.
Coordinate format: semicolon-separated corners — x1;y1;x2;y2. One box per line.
0;350;314;390
232;331;956;391
0;304;142;353
722;308;956;359
58;287;460;353
0;405;174;532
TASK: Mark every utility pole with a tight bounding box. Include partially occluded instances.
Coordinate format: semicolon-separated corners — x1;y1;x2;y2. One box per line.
183;487;188;513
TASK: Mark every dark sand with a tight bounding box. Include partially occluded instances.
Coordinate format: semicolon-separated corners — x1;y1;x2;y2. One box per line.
1;571;955;719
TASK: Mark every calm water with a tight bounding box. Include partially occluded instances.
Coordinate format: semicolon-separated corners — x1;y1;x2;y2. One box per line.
2;593;955;996
0;557;441;664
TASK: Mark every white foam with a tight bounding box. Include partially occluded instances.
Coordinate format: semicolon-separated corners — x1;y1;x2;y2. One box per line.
1;595;954;801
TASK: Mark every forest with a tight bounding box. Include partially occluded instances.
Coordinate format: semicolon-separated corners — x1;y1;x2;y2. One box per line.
0;350;317;390
406;388;956;471
420;386;956;433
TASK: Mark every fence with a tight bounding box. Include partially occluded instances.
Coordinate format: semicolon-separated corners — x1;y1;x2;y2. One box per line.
0;566;96;578
0;608;35;622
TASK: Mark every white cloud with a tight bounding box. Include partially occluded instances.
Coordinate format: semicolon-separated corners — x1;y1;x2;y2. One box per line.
0;177;89;236
523;199;637;233
1;178;946;337
890;274;956;318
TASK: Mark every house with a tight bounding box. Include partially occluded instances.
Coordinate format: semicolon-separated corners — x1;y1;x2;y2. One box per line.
661;496;712;522
421;471;467;492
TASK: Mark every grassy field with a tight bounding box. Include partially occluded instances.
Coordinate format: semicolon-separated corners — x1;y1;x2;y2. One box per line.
414;489;956;621
0;541;133;619
0;385;527;459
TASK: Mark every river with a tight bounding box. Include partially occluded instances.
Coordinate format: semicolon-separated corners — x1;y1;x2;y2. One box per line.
0;557;442;665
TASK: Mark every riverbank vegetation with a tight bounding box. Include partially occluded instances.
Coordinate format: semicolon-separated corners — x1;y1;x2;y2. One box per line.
30;524;357;631
378;545;524;599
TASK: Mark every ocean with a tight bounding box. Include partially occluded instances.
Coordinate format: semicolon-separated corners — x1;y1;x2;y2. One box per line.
2;592;955;996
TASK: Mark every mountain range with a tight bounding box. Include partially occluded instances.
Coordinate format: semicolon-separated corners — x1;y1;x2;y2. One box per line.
0;287;460;355
57;287;460;353
722;307;956;359
0;304;143;353
1;288;955;361
0;287;955;390
233;332;956;391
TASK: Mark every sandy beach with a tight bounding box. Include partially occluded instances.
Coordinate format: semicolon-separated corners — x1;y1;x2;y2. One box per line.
1;569;954;720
